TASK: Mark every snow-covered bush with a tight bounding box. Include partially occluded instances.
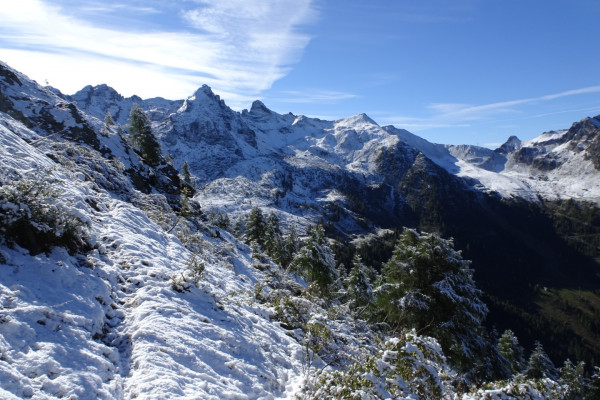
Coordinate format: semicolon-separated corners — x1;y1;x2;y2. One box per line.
0;175;90;254
465;375;564;399
301;329;455;400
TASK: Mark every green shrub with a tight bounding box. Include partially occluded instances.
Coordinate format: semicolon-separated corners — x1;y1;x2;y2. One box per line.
0;175;91;254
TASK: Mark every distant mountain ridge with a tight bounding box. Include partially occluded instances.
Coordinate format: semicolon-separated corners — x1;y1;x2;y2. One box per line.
67;81;600;208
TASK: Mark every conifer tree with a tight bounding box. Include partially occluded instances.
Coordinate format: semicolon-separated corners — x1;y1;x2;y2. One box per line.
245;207;265;249
375;228;489;372
281;225;300;268
128;103;162;166
525;341;558;380
585;366;600;400
290;223;339;296
345;254;375;317
264;212;283;263
497;329;526;374
101;112;115;137
104;112;115;127
180;161;194;193
559;359;585;400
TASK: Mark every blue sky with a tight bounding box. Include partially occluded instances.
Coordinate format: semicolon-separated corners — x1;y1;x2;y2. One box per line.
1;0;599;146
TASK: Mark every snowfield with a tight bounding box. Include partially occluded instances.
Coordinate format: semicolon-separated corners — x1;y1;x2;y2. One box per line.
0;113;306;399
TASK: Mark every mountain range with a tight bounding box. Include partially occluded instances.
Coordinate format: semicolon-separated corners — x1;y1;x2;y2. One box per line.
1;60;599;398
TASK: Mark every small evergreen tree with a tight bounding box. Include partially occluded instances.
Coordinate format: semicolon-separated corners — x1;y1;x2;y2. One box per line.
585;366;600;400
233;218;244;239
289;223;339;296
104;112;115;127
180;161;194;193
264;212;283;263
374;228;489;373
101;112;115;137
344;254;375;318
497;329;526;375
245;207;265;249
281;225;300;268
559;359;586;400
525;341;558;380
128;103;162;166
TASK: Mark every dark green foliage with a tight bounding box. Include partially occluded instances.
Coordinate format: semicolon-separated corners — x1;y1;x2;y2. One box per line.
542;199;600;262
244;206;265;249
280;225;300;268
180;161;194;194
128;104;162;166
525;341;558;380
208;209;230;230
289;223;339;296
375;228;489;372
0;175;91;255
264;212;284;263
585;366;600;400
559;359;586;400
497;329;526;375
344;254;375;318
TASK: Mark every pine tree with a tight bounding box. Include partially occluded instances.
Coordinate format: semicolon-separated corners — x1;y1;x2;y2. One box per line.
585;366;600;400
180;161;194;193
289;223;339;296
374;228;489;372
245;207;265;249
345;254;375;318
104;112;115;127
101;112;115;137
281;225;300;268
264;212;283;263
559;359;585;400
497;329;525;374
525;341;558;380
128;103;162;166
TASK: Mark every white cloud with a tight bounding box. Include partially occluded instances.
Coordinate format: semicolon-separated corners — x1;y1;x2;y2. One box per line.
383;86;600;131
0;0;316;106
273;89;358;104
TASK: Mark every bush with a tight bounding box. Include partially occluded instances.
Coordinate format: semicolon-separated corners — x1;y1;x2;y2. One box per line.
0;175;90;254
301;329;455;400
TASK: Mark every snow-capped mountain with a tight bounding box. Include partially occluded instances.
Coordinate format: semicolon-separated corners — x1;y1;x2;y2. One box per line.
68;78;600;214
1;60;600;399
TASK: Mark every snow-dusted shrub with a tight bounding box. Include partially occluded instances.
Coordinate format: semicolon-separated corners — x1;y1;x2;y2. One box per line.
0;176;90;254
465;375;564;399
302;314;337;377
171;253;205;292
273;295;313;330
301;329;455;400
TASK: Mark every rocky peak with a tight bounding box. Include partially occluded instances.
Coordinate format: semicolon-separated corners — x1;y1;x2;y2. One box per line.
496;135;522;155
249;100;272;115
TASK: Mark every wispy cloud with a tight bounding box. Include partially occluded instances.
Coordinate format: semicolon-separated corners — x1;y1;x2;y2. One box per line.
382;86;600;131
273;89;358;104
0;0;317;106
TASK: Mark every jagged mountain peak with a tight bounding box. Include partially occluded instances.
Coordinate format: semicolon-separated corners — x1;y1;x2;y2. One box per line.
249;99;272;115
192;84;218;100
496;135;522;154
72;83;125;105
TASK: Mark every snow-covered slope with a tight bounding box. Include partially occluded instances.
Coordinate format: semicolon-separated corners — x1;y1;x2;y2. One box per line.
0;62;313;399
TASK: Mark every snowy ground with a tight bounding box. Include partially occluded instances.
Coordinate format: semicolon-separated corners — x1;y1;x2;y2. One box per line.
0;115;307;399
